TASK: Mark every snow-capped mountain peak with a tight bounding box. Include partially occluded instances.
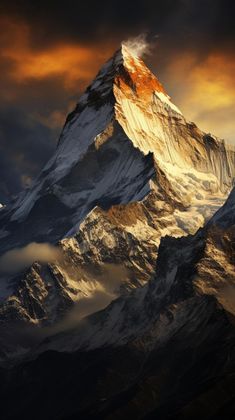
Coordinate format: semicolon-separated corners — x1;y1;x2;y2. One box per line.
69;42;180;118
0;42;235;420
0;44;234;332
0;43;233;249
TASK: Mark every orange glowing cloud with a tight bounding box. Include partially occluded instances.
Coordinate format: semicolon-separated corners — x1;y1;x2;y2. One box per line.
1;17;234;143
4;44;105;87
0;17;114;89
162;52;235;143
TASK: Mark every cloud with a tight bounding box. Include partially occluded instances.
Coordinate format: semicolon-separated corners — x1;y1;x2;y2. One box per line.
39;263;129;338
0;105;56;201
0;1;181;47
0;262;130;350
0;242;62;274
123;34;153;58
157;51;235;143
0;17;114;88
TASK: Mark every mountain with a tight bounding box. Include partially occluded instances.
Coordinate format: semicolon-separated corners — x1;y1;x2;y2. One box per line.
0;183;235;420
41;182;235;353
0;45;234;249
0;44;234;339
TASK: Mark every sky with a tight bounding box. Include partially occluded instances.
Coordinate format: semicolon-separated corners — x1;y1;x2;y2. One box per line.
0;0;234;203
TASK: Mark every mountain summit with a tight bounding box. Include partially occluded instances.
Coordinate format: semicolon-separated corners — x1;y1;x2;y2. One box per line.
0;44;234;248
70;43;180;114
0;44;234;332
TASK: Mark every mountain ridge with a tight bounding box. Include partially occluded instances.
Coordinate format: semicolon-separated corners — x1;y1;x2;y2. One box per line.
32;184;234;355
0;43;234;341
1;44;234;246
0;180;234;420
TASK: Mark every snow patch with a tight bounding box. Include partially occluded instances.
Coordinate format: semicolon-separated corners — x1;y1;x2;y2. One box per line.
155;91;182;115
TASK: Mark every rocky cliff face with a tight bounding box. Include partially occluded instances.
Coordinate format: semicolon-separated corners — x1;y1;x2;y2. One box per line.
35;186;235;353
0;44;234;330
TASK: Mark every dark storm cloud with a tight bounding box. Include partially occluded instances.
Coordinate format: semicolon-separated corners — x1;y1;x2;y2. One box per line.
0;0;234;52
0;0;234;203
0;106;56;202
0;0;181;46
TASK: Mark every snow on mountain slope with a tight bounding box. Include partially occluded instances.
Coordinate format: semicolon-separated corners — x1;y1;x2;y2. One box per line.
0;44;234;330
0;175;226;327
0;191;235;419
0;182;181;325
36;185;235;357
0;44;234;250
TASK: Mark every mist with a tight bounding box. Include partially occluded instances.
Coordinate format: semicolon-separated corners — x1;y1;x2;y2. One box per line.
43;263;129;335
0;242;61;274
0;262;129;353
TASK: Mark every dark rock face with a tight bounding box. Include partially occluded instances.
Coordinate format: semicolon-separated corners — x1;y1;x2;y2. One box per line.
0;298;235;420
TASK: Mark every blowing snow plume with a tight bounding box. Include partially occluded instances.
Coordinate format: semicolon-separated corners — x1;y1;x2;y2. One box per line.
123;34;152;58
0;242;62;274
